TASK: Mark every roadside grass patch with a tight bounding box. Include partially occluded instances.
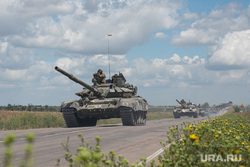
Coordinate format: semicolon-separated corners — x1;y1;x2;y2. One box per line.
157;111;250;166
0;110;65;130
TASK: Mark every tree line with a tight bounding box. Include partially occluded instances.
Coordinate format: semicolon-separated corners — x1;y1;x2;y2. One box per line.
0;104;60;112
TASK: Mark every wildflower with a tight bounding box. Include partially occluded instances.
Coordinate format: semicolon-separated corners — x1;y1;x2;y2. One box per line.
242;142;245;145
170;128;173;131
158;162;162;166
220;149;224;153
226;123;228;125
189;134;198;140
204;142;208;145
195;129;198;131
234;149;239;154
195;139;199;143
215;134;219;138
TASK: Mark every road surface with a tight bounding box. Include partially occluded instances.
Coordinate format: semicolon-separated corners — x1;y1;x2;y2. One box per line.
0;108;229;166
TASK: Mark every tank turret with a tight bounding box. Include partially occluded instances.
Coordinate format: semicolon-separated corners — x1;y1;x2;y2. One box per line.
54;66;148;127
55;66;100;96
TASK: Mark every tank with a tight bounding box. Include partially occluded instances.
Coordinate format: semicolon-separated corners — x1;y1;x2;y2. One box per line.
173;99;203;118
55;66;148;127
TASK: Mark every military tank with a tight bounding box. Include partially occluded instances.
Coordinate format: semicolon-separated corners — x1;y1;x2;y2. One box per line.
173;99;201;118
55;66;148;127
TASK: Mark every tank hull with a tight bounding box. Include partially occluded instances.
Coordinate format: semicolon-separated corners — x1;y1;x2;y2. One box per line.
61;97;148;127
173;108;199;118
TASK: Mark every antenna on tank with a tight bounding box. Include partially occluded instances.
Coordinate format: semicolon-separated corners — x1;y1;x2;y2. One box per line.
108;34;112;81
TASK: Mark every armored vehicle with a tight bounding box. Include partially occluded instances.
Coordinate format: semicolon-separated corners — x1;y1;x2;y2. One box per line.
55;66;148;127
173;99;204;118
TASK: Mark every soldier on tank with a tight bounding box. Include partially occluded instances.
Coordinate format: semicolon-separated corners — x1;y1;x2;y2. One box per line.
93;69;106;84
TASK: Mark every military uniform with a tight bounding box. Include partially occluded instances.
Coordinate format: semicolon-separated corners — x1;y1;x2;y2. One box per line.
93;69;106;84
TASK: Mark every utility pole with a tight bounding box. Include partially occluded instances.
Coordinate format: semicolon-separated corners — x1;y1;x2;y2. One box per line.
108;34;112;80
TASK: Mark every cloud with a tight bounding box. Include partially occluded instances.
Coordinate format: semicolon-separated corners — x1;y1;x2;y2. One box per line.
207;30;250;70
2;0;181;55
171;2;250;46
154;32;168;39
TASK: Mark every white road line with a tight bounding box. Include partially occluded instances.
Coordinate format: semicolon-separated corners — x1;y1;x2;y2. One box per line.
146;143;171;163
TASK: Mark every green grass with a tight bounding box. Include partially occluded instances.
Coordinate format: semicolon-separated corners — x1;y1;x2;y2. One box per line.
0;110;65;130
157;111;250;166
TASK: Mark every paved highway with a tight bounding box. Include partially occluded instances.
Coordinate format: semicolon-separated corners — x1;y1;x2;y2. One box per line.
0;108;229;167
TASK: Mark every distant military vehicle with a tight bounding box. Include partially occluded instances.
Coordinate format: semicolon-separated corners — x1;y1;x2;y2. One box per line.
173;99;204;118
55;66;148;127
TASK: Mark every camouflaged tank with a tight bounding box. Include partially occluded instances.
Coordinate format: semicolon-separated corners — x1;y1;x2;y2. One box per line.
173;99;204;118
55;66;148;127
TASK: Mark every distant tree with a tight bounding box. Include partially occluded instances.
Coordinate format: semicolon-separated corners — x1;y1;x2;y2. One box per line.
202;102;209;108
233;106;241;112
7;104;12;110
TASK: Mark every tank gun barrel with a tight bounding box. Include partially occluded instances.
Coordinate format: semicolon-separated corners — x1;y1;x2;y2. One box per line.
55;66;100;95
176;99;181;104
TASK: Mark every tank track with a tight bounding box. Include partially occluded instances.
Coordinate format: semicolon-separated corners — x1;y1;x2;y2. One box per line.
61;108;79;127
119;107;147;126
62;107;97;127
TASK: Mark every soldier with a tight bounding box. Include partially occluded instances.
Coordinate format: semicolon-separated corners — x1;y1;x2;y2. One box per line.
93;69;106;84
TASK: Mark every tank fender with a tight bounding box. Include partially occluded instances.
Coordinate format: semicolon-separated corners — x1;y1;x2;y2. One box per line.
70;101;80;110
61;100;79;110
117;98;148;111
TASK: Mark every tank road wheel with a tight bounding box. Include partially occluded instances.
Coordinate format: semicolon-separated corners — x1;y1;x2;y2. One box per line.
119;107;147;126
62;108;97;127
61;108;80;127
174;113;180;118
193;112;198;118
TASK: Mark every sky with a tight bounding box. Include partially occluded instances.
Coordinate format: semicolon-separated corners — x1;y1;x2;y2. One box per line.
0;0;250;106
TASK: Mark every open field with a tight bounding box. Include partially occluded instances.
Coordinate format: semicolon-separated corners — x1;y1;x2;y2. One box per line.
0;107;174;130
0;110;65;130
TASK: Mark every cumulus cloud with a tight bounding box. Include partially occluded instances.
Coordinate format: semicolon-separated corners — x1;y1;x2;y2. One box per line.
171;3;250;46
2;0;181;55
207;30;250;70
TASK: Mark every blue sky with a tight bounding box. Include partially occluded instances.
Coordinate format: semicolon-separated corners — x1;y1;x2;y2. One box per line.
0;0;250;107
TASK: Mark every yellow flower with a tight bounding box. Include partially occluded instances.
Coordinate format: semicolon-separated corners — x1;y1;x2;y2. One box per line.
195;129;198;131
234;149;239;154
220;149;224;153
189;134;198;140
226;123;228;125
170;128;173;131
242;142;245;145
212;118;215;121
158;162;162;166
195;139;199;143
215;134;219;137
204;142;208;145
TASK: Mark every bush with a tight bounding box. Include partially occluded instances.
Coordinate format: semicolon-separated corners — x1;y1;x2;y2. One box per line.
233;106;241;112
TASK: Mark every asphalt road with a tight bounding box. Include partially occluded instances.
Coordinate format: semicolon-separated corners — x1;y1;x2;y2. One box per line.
0;108;229;167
